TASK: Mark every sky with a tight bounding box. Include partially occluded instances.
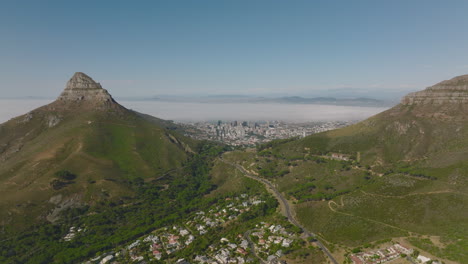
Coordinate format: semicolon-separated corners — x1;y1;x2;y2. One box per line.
1;0;468;99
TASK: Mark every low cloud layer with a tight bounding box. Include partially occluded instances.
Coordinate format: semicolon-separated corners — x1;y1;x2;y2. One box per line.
123;101;388;122
0;100;389;124
0;99;55;123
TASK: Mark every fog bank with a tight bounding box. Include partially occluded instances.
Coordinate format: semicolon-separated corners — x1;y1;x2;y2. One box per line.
0;99;54;123
120;101;388;122
0;100;389;124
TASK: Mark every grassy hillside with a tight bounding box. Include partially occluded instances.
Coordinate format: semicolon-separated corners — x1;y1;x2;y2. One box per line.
0;142;222;263
285;105;468;166
0;105;195;232
221;103;468;263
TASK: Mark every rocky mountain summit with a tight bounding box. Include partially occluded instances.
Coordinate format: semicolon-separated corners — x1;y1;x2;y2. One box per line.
0;72;130;162
56;72;117;108
401;74;468;105
0;72;193;235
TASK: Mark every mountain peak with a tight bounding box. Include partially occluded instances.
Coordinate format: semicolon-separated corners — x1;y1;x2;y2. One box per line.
57;72;115;105
65;72;103;90
401;74;468;105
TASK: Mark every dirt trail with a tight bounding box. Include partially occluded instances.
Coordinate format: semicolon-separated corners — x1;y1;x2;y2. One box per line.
328;198;420;235
360;189;466;198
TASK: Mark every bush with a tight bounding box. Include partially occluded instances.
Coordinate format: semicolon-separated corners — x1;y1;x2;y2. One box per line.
54;170;77;181
50;179;69;190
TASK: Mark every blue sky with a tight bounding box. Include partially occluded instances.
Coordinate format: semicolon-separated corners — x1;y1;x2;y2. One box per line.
1;0;468;99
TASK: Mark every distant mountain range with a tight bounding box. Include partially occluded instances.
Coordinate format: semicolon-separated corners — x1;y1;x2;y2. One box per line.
122;95;392;107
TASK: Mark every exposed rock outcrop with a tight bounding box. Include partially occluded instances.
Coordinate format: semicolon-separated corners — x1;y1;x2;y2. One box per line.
58;72;114;102
20;112;33;123
401;74;468;105
46;194;83;223
47;115;61;127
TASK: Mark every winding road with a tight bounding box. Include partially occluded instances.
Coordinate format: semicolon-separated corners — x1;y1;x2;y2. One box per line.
220;158;338;264
244;229;266;264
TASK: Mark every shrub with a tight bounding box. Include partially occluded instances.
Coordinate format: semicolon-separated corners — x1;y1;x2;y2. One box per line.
54;170;77;181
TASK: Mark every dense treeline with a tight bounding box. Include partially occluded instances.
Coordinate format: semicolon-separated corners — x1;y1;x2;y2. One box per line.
0;142;229;264
257;159;290;178
287;182;352;203
385;165;438;180
256;137;299;152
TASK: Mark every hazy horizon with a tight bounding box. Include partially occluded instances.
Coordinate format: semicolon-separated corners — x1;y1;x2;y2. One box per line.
0;99;388;124
2;1;468;98
0;92;401;103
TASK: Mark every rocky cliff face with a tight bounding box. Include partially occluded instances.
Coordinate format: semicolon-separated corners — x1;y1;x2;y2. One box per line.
57;72;114;103
401;74;468;105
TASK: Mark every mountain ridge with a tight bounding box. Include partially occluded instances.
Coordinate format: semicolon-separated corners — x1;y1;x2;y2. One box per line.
235;73;468;263
402;74;468;106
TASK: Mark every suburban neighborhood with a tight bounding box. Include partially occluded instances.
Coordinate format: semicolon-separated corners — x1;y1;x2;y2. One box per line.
350;244;442;264
79;194;303;264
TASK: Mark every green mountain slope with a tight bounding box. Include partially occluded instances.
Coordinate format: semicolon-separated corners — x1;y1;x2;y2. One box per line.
229;74;468;263
0;73;195;231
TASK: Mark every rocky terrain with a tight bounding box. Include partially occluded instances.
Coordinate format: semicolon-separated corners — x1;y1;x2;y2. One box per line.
392;74;468;120
58;72;115;104
401;74;468;105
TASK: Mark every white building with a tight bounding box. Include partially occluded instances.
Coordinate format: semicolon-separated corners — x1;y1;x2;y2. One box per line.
417;255;431;263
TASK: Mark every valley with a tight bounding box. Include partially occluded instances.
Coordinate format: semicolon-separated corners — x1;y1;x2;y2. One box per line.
2;2;468;263
1;73;468;264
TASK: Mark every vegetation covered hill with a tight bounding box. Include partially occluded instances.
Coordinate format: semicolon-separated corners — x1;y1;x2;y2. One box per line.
2;72;467;263
0;73;195;232
226;74;468;263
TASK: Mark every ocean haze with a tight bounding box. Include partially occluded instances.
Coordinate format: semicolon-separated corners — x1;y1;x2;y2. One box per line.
0;99;388;123
0;99;55;123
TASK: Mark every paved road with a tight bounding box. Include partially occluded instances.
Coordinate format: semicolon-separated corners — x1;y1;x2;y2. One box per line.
221;158;339;264
244;229;266;264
